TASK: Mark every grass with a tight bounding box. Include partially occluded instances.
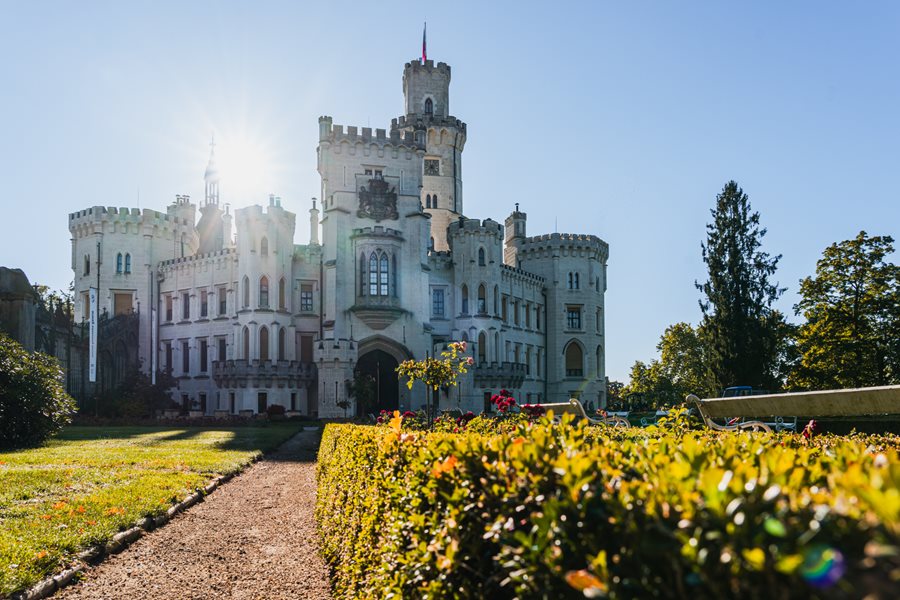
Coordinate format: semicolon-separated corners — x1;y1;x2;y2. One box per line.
0;423;303;596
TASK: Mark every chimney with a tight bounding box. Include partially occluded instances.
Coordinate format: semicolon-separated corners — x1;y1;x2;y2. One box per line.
309;198;320;245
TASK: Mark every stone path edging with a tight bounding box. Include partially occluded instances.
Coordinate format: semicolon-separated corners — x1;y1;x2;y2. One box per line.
9;429;311;600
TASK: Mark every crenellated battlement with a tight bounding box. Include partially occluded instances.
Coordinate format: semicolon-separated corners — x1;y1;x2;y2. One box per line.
313;337;357;363
318;116;424;150
158;247;235;269
391;114;466;133
68;204;196;239
448;217;503;237
349;225;405;240
517;233;610;262
403;59;451;76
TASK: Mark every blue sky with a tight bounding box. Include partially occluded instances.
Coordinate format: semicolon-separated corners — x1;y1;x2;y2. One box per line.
1;1;897;382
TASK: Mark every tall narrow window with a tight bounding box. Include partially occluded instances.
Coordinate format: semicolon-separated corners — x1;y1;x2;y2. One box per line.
574;273;580;289
392;255;397;295
426;194;431;208
260;237;268;256
300;284;313;311
461;285;469;314
124;253;131;274
369;253;378;296
218;337;226;362
182;293;190;320
360;252;367;295
478;247;485;266
200;290;208;317
278;327;285;361
165;295;173;322
219;287;227;315
477;284;486;314
565;342;583;377
182;341;190;373
242;326;249;360
432;288;444;316
200;339;208;372
259;276;269;308
242;276;250;308
424;97;433;115
259;326;269;362
116;253;123;274
478;332;487;364
83;255;90;276
379;254;389;296
164;342;172;375
279;277;286;310
432;194;438;208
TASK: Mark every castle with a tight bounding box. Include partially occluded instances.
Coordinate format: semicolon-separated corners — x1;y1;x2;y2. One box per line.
68;56;609;418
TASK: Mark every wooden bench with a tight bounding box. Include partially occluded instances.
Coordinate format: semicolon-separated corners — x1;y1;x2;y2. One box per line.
687;385;900;433
540;399;630;427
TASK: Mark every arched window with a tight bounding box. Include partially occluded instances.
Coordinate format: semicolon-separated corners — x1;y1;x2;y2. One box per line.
432;194;438;208
379;254;389;296
567;273;573;289
242;326;250;359
116;253;123;274
369;253;378;295
359;252;367;296
259;276;269;308
259;326;269;362
426;194;431;209
494;332;500;362
278;328;286;361
261;237;269;256
278;277;286;310
596;346;603;377
493;285;499;315
83;255;90;276
424;97;433;115
575;273;580;289
477;284;486;314
392;254;397;296
478;332;487;364
242;276;250;308
124;253;131;274
478;247;485;266
461;284;469;314
565;341;583;377
461;332;469;342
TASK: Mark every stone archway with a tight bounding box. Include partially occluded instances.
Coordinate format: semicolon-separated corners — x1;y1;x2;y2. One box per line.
356;337;412;415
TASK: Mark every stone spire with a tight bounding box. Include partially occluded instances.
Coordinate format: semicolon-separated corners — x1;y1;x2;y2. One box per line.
204;135;220;206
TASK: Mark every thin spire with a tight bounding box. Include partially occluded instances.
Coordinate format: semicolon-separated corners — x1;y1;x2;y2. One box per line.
422;22;427;62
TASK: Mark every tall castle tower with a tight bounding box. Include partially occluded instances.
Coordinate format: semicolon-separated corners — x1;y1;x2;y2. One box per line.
196;139;226;254
392;59;467;252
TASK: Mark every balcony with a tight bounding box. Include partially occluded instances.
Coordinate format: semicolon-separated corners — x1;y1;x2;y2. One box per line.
350;295;407;330
473;361;528;388
212;359;317;388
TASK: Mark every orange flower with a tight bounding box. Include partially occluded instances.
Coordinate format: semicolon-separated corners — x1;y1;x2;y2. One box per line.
34;551;48;559
86;520;97;526
432;455;458;478
40;514;53;520
104;507;126;516
75;505;86;514
52;501;68;510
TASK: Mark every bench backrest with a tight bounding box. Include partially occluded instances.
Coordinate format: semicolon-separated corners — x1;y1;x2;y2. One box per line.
540;400;587;419
696;385;900;419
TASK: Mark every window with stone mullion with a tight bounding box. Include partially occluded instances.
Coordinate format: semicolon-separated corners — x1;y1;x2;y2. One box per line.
369;253;378;296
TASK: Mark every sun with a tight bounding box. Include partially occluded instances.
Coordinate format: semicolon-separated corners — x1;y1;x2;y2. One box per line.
214;134;275;202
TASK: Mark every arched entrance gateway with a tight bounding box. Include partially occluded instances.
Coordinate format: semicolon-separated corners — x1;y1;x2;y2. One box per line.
354;337;412;416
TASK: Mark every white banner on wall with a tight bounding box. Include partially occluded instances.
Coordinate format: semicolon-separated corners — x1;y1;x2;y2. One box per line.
89;287;97;383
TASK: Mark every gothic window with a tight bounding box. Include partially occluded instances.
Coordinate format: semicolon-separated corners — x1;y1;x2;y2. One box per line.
200;291;208;317
259;276;269;308
242;276;250;308
494;332;500;362
478;247;485;266
182;292;190;319
478;332;487;364
124;253;131;274
567;273;573;289
432;288;444;316
575;273;580;289
278;327;286;361
259;326;269;362
426;194;431;209
261;237;269;256
461;285;469;314
424;97;433;115
359;252;366;295
477;284;486;314
83;255;90;276
379;254;389;296
200;339;208;372
392;254;397;296
300;284;313;311
279;277;286;310
242;326;249;360
116;253;123;274
165;295;173;322
432;194;438;208
182;341;190;373
565;341;584;377
493;285;499;316
369;253;378;296
219;287;227;315
424;159;439;176
566;306;582;330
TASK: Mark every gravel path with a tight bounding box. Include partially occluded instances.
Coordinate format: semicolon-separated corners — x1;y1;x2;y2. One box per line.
57;429;332;600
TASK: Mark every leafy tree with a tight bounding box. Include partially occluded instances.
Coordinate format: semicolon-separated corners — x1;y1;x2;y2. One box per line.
696;181;785;391
789;231;900;389
349;370;377;414
96;369;176;418
623;323;714;408
0;333;77;449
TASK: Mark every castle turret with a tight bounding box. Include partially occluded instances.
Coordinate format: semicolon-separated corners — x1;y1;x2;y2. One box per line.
504;204;527;266
394;59;467;252
197;141;225;254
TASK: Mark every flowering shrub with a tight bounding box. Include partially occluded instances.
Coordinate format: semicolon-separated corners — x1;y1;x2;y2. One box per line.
521;403;545;419
489;388;517;413
375;409;425;430
317;420;900;599
396;341;472;392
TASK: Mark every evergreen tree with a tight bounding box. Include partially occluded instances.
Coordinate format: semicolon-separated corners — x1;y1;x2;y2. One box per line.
696;181;785;391
789;231;900;389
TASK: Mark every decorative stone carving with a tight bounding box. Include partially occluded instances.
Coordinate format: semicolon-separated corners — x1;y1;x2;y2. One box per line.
358;176;398;221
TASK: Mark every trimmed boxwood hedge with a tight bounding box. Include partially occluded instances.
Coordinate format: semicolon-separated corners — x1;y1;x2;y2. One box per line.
316;416;900;599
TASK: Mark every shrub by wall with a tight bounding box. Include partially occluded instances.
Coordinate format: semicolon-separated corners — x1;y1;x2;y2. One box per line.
316;417;900;599
0;333;76;449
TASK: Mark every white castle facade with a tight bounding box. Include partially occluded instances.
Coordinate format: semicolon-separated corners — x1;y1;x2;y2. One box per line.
68;57;609;418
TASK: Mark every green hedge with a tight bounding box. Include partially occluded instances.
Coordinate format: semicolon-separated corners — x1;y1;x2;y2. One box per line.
316;417;900;599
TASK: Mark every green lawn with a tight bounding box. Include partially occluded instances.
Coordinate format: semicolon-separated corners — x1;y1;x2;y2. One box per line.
0;424;303;596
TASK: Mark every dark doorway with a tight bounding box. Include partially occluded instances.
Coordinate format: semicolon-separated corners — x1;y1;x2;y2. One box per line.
355;350;400;415
257;392;268;414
